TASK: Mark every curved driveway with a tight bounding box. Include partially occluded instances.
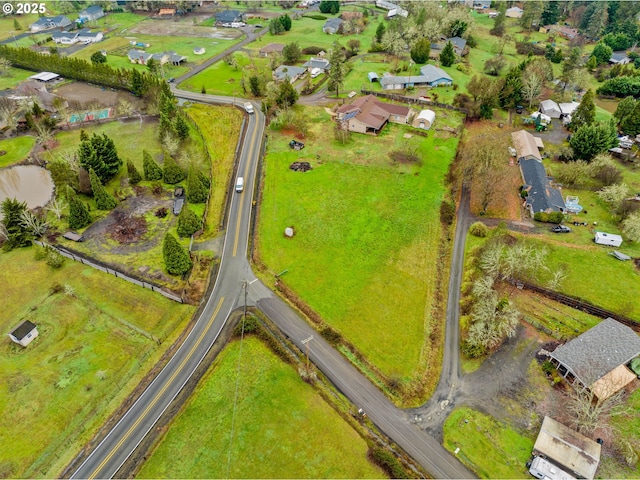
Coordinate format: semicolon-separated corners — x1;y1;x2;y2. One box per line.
70;91;473;479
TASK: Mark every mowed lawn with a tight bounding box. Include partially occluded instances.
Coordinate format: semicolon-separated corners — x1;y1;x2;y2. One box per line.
258;106;462;379
0;66;37;90
0;248;194;478
138;337;384;479
443;407;533;479
0;135;36;168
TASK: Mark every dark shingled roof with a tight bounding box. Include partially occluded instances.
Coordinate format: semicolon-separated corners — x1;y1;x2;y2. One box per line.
550;318;640;386
10;320;37;341
520;158;566;213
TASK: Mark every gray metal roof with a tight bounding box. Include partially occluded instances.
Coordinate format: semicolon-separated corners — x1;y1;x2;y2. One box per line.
323;17;343;30
215;10;243;23
273;65;306;81
550;318;640;386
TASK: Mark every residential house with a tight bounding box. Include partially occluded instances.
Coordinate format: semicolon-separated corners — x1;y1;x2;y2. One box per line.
505;6;523;18
9;320;39;347
375;0;408;17
214;10;244;27
609;51;631;65
78;5;105;23
512;130;566;215
545;24;579;40
549;318;640;400
272;65;307;83
447;36;468;56
539;99;562;119
379;74;429;90
531;416;601;480
77;29;104;43
335;94;410;135
259;43;285;57
127;50;186;65
473;0;492;9
419;65;453;86
302;57;330;73
52;30;79;44
322;17;343;34
414;109;436;130
30;15;72;32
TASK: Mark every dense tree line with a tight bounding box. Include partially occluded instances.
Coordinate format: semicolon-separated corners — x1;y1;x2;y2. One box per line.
597;76;640;99
0;46;158;95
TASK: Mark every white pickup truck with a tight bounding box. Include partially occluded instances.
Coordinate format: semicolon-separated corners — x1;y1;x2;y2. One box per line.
244;102;254;114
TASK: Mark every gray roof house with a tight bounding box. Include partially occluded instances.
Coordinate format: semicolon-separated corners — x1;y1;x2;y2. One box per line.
539;99;562;119
30;15;72;32
609;51;631;65
78;5;105;22
128;50;186;65
448;36;467;56
512;130;565;215
9;320;39;347
302;57;330;72
52;30;79;44
273;65;307;83
550;318;640;400
214;10;244;26
323;17;343;34
419;65;453;86
77;28;104;43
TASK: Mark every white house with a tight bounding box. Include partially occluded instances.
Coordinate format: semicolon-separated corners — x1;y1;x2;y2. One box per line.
539;99;561;119
9;320;39;347
505;6;523;18
594;231;623;247
414;109;436;130
78;5;105;23
77;29;104;43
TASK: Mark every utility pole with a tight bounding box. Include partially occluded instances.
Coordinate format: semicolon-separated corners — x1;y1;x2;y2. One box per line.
243;280;247;321
301;335;313;371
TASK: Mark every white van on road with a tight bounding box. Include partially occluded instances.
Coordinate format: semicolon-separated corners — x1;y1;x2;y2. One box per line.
235;176;244;192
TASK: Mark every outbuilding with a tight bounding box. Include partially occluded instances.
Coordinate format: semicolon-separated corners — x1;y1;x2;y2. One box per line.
594;231;622;247
539;99;562;119
414;109;436;130
9;320;39;347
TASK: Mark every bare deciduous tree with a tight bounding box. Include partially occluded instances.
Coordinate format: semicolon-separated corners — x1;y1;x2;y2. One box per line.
568;383;624;436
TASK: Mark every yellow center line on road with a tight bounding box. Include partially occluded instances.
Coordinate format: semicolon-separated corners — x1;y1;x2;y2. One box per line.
232;116;259;257
88;296;226;479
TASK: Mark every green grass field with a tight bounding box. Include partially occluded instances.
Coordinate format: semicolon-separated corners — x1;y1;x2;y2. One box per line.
258;106;462;381
443;407;533;479
0;66;37;90
0;247;194;478
138;337;384;479
0;135;36;168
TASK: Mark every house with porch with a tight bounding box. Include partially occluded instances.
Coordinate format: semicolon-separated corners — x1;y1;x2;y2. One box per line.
549;318;640;400
335;94;410;135
272;65;307;83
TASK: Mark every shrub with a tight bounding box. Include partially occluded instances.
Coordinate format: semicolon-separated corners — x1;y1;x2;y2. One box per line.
369;448;408;479
547;211;564;224
461;340;487;358
45;249;65;268
303;14;327;20
301;46;324;55
233;314;260;336
320;326;341;345
162;233;192;275
176;207;201;237
469;221;488;237
440;200;456;225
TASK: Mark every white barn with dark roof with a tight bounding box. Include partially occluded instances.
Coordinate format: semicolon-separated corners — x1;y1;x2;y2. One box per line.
550;318;640;399
9;320;39;347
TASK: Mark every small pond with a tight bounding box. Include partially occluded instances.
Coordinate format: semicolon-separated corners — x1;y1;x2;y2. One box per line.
0;165;55;211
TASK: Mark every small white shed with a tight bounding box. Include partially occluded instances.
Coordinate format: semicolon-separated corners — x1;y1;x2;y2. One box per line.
9;320;39;347
594;231;622;247
414;109;436;130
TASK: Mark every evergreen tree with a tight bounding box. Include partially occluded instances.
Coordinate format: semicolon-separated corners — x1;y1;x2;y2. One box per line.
197;170;211;189
127;159;142;185
440;41;456;67
1;198;30;251
163;155;185;184
490;2;506;37
590;43;613;66
68;189;92;230
77;133;122;184
187;166;208;203
375;22;386;44
614;96;636;122
80;129;88;142
620;101;640;136
279;14;292;32
174;114;190;140
319;0;339;14
541;1;559;25
89;168;117;210
282;42;302;64
570;121;618;161
90;51;106;64
269;17;284;35
13;18;22;31
163;233;192;275
249;75;264;97
275;80;299;109
410;38;431;64
143;150;163;181
177;207;201;237
570;89;596;132
131;68;145;97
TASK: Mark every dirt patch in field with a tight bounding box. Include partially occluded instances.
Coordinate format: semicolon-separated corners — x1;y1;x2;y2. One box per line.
110;210;148;244
53;82;144;109
127;17;241;39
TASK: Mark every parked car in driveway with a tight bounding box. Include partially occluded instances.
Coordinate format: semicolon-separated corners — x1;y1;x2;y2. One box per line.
551;225;571;233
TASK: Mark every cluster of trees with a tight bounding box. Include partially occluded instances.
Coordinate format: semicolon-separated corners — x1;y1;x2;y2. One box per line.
268;14;292;35
0;46;158;96
318;0;339;14
597;76;640;99
569;120;618;161
158;82;189;145
77;131;122;185
614;96;640;136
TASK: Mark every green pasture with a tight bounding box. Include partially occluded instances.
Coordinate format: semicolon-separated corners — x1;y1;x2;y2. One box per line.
0;14;42;41
91;12;149;33
0;247;193;478
180;51;271;96
443;407;533;479
184;103;243;235
258;106;462;379
0;136;36;168
0;66;34;90
138;337;384;478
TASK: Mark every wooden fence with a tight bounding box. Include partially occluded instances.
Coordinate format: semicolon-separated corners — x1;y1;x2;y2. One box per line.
35;241;183;303
360;89;468;114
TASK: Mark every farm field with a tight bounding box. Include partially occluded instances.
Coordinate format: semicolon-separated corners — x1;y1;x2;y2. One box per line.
0;247;194;478
257;105;463;386
0;135;36;168
138;336;384;478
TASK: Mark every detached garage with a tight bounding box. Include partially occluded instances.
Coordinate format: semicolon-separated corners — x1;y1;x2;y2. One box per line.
594;231;622;247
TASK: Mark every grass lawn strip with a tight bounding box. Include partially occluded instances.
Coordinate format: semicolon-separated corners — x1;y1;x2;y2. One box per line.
137;337;383;479
0;136;36;168
0;248;193;478
258;106;461;381
443;407;533;479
